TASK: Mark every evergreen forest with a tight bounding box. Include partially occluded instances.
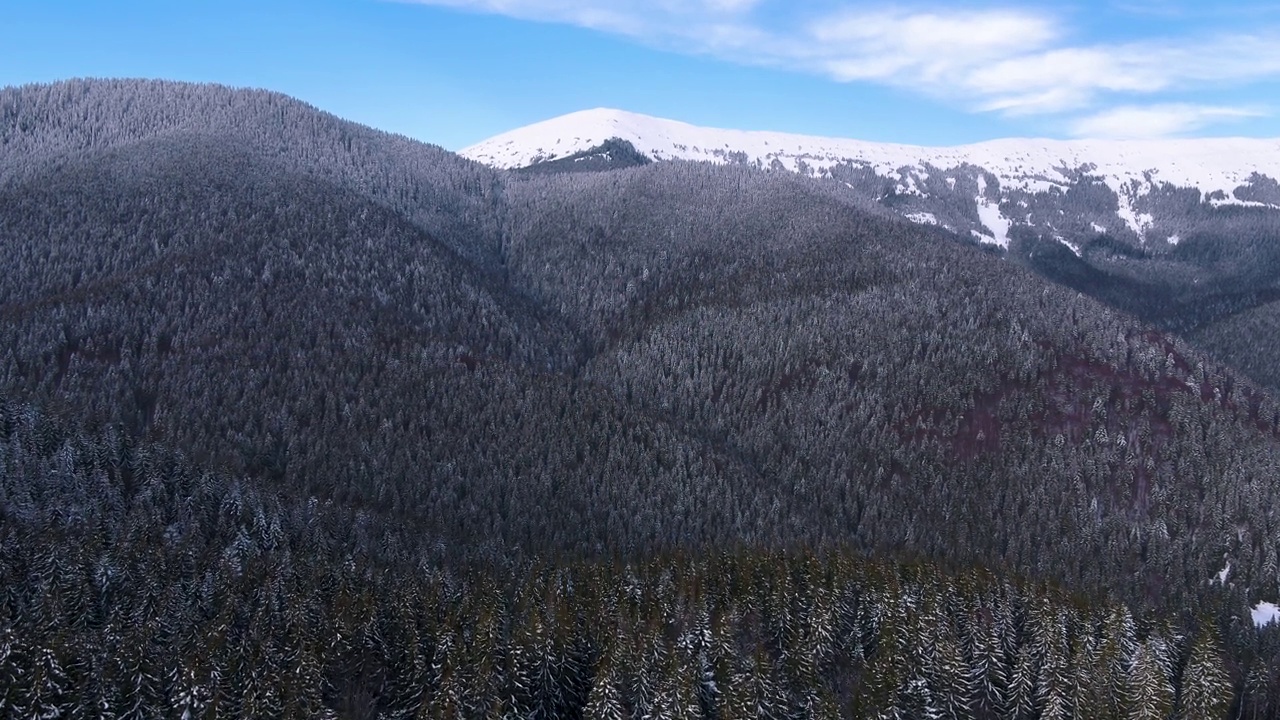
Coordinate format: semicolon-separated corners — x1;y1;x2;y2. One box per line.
3;79;1280;718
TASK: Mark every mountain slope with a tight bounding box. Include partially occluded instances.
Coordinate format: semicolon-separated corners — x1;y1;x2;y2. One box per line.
1;78;508;266
466;109;1280;394
3;79;1279;586
501;162;1280;606
4;79;1280;632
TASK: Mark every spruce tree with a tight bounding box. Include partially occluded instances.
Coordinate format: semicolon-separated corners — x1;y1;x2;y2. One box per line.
1176;626;1233;720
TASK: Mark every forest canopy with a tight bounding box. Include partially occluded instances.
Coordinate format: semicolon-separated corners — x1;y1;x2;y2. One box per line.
2;79;1280;718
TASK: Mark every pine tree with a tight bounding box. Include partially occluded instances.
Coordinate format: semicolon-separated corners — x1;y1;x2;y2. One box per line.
706;601;740;720
69;642;115;720
583;648;626;720
0;625;27;717
1098;605;1140;720
279;638;329;719
1007;643;1038;720
465;596;508;720
969;592;1011;719
1128;636;1175;720
662;644;704;720
112;628;166;719
742;649;789;720
18;646;71;720
509;604;563;720
1032;601;1072;720
172;666;210;720
630;627;667;720
856;586;908;720
430;630;467;720
921;584;969;720
1069;629;1106;720
1176;626;1232;720
374;600;430;720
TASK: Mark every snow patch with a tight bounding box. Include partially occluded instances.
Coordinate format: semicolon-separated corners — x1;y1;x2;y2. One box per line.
897;174;924;197
1019;178;1062;194
1253;602;1280;628
1210;197;1280;209
1117;205;1154;237
1216;561;1231;584
974;197;1012;249
905;212;939;226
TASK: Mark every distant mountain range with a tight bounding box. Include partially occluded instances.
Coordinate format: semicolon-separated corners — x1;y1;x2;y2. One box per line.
463;108;1280;252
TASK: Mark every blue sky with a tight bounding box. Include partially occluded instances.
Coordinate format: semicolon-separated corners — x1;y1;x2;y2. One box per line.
5;0;1280;148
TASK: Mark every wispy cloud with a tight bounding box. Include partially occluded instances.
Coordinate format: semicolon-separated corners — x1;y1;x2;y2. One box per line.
405;0;760;36
805;9;1059;84
964;35;1280;115
1069;104;1265;138
405;0;1280;136
1114;0;1280;19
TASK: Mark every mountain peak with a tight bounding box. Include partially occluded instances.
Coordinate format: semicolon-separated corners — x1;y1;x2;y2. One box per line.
460;108;673;168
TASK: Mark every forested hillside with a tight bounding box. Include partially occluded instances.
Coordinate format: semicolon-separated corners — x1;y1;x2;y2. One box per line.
466;110;1280;398
3;79;1280;717
0;396;1238;718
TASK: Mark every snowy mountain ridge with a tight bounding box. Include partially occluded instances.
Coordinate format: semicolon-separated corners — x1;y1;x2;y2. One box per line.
462;108;1280;250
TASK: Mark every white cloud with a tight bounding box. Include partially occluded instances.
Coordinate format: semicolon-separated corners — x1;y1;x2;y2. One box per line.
405;0;1280;135
966;34;1280;115
810;9;1057;64
403;0;644;35
408;0;756;30
703;0;762;11
803;9;1057;86
1069;104;1264;138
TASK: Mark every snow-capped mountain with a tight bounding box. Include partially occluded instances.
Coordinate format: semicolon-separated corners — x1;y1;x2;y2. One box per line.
463;109;1280;252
